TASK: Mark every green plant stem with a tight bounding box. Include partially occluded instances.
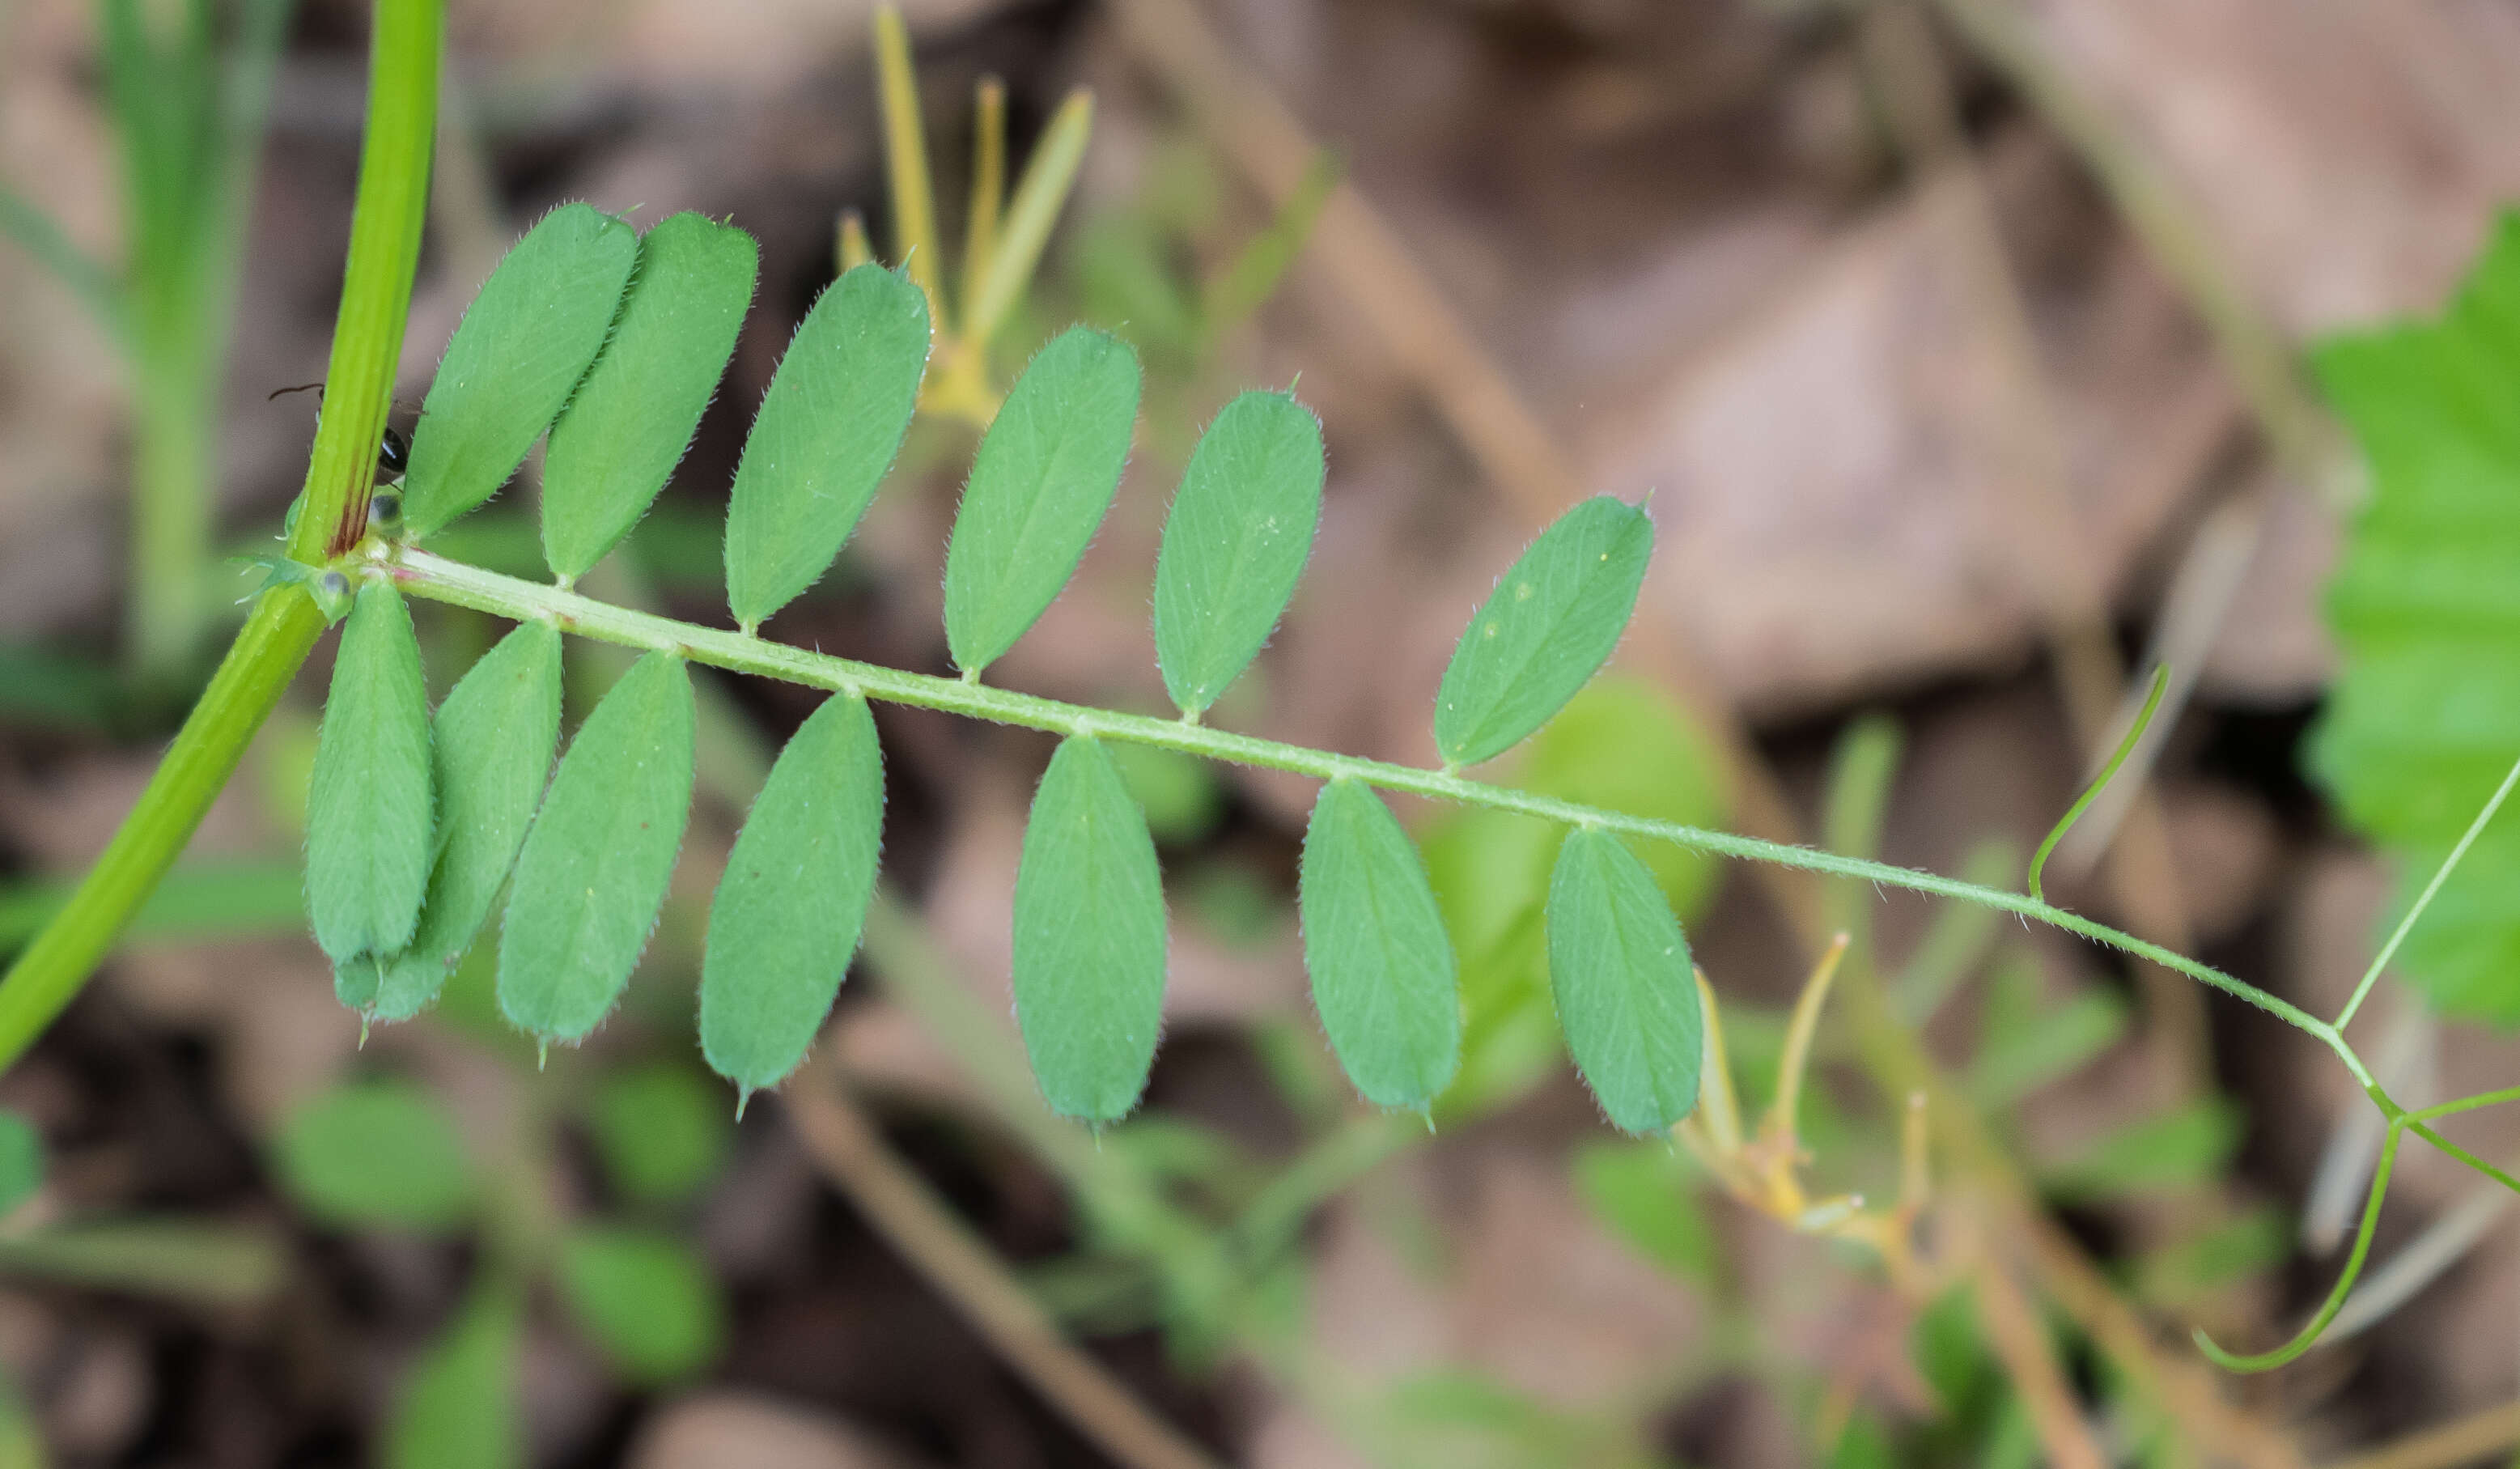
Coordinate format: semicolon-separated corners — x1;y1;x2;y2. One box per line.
2332;744;2520;1033
0;0;440;1075
386;546;2348;1065
0;600;319;1063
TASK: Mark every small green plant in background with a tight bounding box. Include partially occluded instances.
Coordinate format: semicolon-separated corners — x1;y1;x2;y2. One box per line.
272;1062;730;1458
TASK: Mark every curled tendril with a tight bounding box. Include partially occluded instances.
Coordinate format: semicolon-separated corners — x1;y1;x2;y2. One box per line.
2196;1112;2403;1372
2200;1084;2520;1372
2027;664;2168;902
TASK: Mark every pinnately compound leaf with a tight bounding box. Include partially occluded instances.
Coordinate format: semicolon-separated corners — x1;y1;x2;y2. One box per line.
723;263;930;630
543;213;758;582
370;620;564;1022
1152;389;1325;718
1012;735;1168;1122
308;581;432;966
1297;778;1460;1110
943;327;1141;675
1433;496;1653;768
1545;827;1702;1136
403;203;638;538
699;691;884;1093
498;652;695;1045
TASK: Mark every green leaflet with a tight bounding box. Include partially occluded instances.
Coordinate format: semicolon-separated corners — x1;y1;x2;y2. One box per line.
498;652;695;1045
554;1227;724;1384
385;1284;522;1469
583;1063;731;1205
371;620;563;1022
1297;778;1459;1109
2313;213;2520;1021
1012;735;1168;1122
542;212;758;582
403;203;637;538
698;691;884;1093
307;581;432;965
1421;677;1726;1120
1544;827;1701;1136
273;1081;476;1232
1433;496;1654;769
1152;389;1325;717
723;263;930;630
944;327;1142;675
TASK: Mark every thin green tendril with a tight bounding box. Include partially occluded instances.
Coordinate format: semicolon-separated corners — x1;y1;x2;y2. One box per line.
2027;664;2167;903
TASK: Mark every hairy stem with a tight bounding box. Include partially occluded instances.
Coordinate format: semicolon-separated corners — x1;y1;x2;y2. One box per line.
385;546;2348;1063
0;0;440;1073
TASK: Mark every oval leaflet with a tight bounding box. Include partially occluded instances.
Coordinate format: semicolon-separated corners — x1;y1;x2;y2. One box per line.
1298;778;1460;1110
1152;389;1325;718
1433;495;1654;769
699;691;885;1094
1012;735;1169;1122
402;203;638;538
543;212;759;581
1545;826;1703;1136
943;326;1142;676
723;263;931;630
371;619;564;1022
307;580;433;967
498;652;696;1046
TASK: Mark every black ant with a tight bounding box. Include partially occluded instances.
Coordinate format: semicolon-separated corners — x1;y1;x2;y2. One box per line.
269;381;410;532
269;381;411;481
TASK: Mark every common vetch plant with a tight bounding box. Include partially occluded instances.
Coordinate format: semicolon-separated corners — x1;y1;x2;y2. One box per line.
10;0;2520;1386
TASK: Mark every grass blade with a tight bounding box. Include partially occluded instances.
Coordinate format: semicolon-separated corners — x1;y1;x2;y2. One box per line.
543;212;758;583
1298;778;1459;1110
961;88;1092;351
403;203;636;537
960;77;1007;328
1546;827;1702;1136
700;692;885;1094
498;652;694;1046
0;183;128;346
943;327;1141;675
307;581;432;966
1198;151;1339;349
1152;390;1324;718
371;620;562;1022
1433;496;1653;769
1012;735;1168;1122
872;4;947;333
723;263;930;630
